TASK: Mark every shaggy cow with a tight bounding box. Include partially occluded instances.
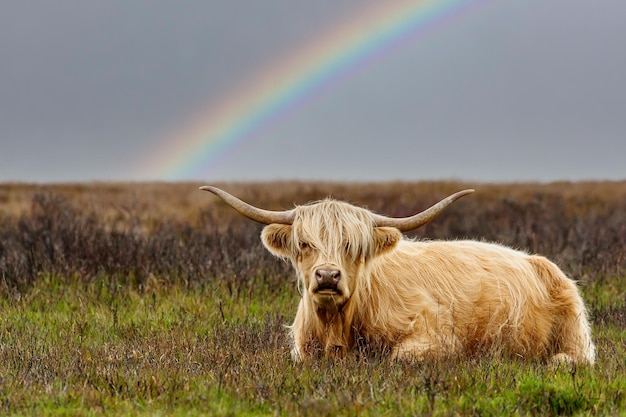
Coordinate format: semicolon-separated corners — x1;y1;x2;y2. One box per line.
201;186;595;365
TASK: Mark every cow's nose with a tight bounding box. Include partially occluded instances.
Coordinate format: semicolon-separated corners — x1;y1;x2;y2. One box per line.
315;269;341;286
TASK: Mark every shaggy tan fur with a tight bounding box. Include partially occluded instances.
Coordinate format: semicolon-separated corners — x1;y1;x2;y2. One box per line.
261;199;595;365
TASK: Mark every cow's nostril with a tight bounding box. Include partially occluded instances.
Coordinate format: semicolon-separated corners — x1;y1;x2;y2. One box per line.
315;269;341;285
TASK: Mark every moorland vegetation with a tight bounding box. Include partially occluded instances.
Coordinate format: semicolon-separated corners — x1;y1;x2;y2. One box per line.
0;181;624;416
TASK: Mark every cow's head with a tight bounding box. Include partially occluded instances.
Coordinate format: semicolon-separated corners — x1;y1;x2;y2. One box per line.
260;200;404;310
201;186;473;311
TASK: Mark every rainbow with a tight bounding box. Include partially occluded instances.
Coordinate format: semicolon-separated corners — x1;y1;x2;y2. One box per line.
139;0;489;180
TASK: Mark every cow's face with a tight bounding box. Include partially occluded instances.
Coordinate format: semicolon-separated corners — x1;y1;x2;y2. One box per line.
261;201;401;309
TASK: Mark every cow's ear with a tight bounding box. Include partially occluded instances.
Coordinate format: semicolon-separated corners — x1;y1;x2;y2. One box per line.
261;224;294;258
372;227;402;256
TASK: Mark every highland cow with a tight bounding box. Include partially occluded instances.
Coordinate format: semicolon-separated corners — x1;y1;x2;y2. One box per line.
201;186;595;365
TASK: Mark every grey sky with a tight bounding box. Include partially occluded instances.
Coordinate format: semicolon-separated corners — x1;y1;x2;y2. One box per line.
1;0;625;183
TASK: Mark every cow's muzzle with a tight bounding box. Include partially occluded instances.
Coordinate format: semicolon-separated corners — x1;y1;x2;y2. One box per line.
314;268;342;294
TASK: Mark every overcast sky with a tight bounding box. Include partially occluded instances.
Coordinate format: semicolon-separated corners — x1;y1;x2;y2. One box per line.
1;0;625;183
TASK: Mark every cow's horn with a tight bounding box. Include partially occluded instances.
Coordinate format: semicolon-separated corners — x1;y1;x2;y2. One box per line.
371;189;474;232
200;186;295;225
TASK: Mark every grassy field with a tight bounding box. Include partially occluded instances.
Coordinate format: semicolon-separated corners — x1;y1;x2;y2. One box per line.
0;181;625;416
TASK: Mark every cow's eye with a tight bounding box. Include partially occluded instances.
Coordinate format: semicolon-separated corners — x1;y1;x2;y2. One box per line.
299;242;311;251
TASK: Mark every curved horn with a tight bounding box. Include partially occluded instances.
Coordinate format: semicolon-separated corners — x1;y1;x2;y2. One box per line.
371;189;474;232
200;186;295;225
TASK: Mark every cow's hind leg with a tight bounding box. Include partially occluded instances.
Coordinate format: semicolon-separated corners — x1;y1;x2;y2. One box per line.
529;256;595;365
549;300;595;365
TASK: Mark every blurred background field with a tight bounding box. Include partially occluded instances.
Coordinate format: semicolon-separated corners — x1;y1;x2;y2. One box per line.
1;180;624;289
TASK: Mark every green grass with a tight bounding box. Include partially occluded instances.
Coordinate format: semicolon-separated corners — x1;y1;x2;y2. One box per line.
1;275;292;416
1;275;625;416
